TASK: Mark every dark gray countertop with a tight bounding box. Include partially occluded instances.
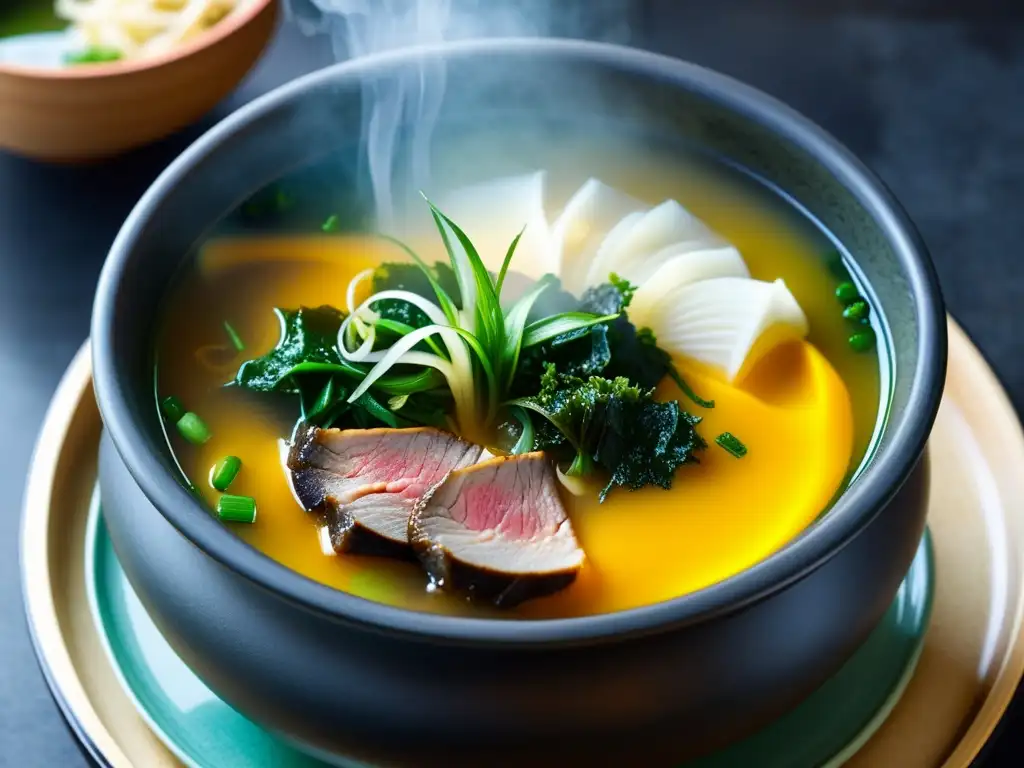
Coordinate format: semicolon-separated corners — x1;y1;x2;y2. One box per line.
1;2;1022;765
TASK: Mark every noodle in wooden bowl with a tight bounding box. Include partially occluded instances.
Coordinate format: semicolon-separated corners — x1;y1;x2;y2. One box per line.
0;0;276;162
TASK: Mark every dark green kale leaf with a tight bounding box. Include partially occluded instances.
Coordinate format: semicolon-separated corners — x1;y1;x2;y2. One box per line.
511;324;611;397
234;306;349;392
508;275;713;407
507;278;622;396
578;278;667;390
579;279;714;406
602;323;673;390
638;327;715;409
515;365;705;501
596;393;704;499
233;305;422;430
513;276;665;393
370;261;460;328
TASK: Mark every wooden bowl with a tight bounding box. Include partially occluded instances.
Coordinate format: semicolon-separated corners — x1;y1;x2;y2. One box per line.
0;0;278;163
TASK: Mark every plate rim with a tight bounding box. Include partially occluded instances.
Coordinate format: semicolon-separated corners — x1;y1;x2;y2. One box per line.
85;493;205;768
19;341;129;768
940;320;1024;765
824;531;934;767
18;320;1024;767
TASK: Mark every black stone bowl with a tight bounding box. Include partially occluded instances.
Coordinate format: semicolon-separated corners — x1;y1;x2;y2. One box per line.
92;39;946;767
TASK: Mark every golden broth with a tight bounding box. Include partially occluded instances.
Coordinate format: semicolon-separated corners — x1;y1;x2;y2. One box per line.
156;157;881;619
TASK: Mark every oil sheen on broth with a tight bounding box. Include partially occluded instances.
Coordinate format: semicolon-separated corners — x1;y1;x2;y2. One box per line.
156;148;881;619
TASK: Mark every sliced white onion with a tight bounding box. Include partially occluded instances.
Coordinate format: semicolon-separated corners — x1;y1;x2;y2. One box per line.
341;289;476;427
347;325;459;403
435;171;551;278
582;210;645;288
346;268;375;315
338;315;376;362
347;289;449;326
628;247;750;329
648;277;809;382
549;179;647;294
583;199;724;290
337;289;473;416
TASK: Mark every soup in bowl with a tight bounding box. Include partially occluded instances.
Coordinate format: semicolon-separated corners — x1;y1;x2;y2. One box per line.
93;39;945;766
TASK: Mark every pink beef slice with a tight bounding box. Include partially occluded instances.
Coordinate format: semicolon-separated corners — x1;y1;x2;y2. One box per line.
409;452;585;608
288;425;483;558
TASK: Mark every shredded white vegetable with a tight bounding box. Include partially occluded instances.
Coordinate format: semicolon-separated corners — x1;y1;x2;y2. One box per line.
55;0;259;60
338;281;479;430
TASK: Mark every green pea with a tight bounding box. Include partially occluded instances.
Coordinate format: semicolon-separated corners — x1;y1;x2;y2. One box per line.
835;281;860;305
849;328;876;353
843;300;870;322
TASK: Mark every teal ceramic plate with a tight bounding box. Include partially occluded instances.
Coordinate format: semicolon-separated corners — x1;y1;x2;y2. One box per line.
86;496;934;768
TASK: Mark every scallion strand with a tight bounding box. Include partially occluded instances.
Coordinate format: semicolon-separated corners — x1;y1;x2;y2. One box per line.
223;321;245;352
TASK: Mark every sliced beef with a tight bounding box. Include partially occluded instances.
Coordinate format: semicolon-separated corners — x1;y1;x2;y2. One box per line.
409;452;584;608
288;425;483;556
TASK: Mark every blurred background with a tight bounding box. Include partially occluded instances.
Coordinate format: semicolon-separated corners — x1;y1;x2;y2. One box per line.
2;0;1023;764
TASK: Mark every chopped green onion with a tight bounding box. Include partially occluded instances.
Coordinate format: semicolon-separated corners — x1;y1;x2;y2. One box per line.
322;214;340;233
217;494;257;524
842;300;870;322
715;432;747;458
835;281;860;305
160;395;185;423
65;46;122;65
176;412;211;445
223;321;245;352
388;394;409;411
849;328;876;353
210;456;242;492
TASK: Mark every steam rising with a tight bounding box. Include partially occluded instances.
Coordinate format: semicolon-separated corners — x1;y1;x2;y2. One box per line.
286;0;631;231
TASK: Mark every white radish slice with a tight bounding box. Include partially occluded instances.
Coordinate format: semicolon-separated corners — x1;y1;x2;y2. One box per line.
435;171;550;278
582;199;723;290
628;247;750;329
549;179;647;294
622;241;745;286
581;210;645;287
648;277;808;382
